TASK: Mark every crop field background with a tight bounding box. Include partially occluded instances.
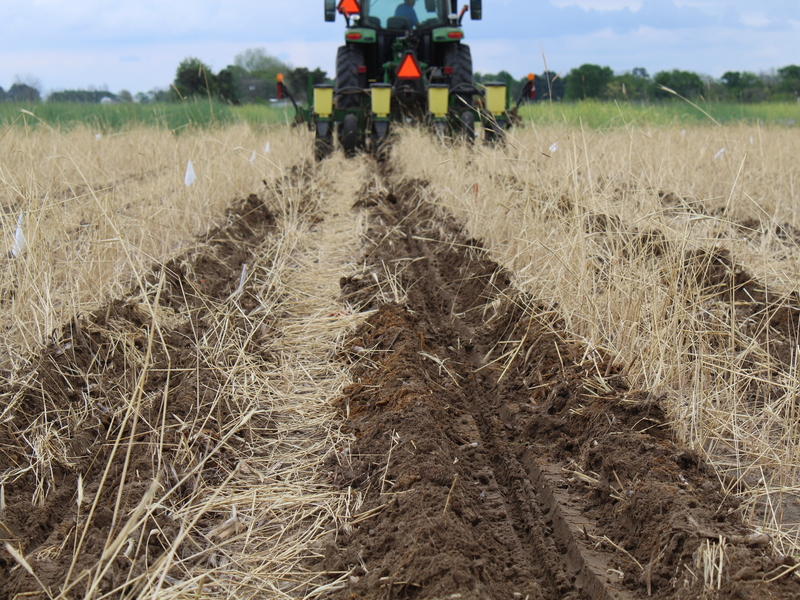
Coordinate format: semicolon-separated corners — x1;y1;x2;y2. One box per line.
0;103;297;131
2;104;800;598
2;99;799;132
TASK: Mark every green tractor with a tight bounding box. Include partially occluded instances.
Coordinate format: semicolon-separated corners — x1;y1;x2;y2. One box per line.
283;0;515;159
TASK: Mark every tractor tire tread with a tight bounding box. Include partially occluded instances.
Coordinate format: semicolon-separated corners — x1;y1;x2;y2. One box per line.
335;45;364;110
445;44;474;108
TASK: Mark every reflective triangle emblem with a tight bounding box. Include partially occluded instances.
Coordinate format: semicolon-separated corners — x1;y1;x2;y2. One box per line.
338;0;360;15
397;53;422;80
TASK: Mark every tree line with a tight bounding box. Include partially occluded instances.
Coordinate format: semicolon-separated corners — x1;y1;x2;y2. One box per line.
5;49;800;105
170;49;326;105
505;64;800;103
0;83;43;103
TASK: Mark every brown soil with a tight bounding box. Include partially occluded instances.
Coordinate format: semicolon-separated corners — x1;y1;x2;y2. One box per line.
2;159;799;599
0;190;281;598
325;175;800;599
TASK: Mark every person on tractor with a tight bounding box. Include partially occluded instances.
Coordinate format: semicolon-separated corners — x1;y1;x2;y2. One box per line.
394;0;419;26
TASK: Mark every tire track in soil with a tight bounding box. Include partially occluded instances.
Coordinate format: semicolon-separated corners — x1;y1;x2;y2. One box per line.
324;168;800;599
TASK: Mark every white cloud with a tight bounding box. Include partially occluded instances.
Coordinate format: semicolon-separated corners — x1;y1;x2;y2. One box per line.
671;1;727;13
740;13;770;27
550;0;642;10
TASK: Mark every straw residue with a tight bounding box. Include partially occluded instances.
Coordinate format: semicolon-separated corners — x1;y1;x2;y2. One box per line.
0;148;373;598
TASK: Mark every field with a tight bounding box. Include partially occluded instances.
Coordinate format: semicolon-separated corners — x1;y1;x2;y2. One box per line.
2;108;800;599
2;99;799;131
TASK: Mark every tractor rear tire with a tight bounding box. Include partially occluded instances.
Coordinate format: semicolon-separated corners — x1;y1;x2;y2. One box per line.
340;113;359;156
445;44;474;110
335;45;364;110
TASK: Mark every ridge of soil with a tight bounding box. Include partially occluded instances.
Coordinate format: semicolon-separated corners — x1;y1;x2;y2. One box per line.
0;170;303;598
324;174;800;599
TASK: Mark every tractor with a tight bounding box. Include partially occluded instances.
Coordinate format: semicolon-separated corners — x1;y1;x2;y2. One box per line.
281;0;519;159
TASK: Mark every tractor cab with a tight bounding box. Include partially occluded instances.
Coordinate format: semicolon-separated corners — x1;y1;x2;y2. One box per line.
332;0;480;30
353;0;450;30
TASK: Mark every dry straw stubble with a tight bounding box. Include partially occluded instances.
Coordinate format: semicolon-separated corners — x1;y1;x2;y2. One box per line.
393;123;800;554
0;124;375;597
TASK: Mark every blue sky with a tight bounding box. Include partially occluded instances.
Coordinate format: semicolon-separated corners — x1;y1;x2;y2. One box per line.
1;0;799;95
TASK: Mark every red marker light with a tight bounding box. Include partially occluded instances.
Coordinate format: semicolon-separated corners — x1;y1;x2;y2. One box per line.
447;31;463;39
346;32;363;40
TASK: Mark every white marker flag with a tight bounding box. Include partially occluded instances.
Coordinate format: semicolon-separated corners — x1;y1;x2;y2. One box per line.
714;147;726;161
264;141;271;154
184;160;196;186
250;150;257;164
549;142;558;153
11;213;24;257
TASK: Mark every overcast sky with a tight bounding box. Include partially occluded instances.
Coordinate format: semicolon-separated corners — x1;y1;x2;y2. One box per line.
2;0;799;96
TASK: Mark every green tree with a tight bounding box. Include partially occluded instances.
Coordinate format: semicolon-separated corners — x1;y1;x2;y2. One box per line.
216;67;240;104
234;48;287;74
7;83;41;102
533;71;564;101
286;67;328;103
118;89;133;103
172;57;218;100
777;65;800;96
48;90;112;103
231;49;291;103
654;69;703;99
565;64;613;100
721;71;764;101
603;68;654;101
721;70;743;89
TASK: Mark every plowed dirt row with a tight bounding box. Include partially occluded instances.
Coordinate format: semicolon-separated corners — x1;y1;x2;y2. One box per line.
325;170;800;599
2;153;800;600
0;159;370;599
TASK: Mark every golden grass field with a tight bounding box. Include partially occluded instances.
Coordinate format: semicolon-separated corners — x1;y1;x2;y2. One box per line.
3;118;800;595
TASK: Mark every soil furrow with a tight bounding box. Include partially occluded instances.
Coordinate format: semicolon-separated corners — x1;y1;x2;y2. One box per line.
328;165;800;599
0;159;367;599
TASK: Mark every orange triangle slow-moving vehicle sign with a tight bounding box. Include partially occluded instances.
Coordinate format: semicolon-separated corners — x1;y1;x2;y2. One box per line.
397;53;422;80
338;0;360;15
